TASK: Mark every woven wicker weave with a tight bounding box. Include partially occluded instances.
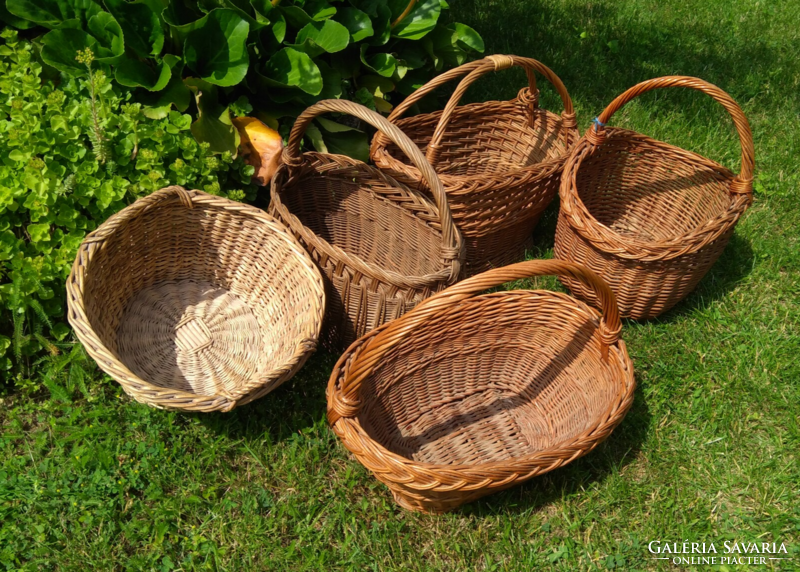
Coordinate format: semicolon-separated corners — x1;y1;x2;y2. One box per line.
67;186;325;412
270;99;463;349
370;54;578;276
555;76;754;319
327;260;635;513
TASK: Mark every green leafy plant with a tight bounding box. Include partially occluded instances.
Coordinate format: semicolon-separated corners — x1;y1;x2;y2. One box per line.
0;31;255;380
0;0;484;154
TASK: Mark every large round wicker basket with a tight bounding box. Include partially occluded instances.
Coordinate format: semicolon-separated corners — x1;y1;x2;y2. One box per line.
371;55;578;276
67;186;325;412
555;76;754;319
327;260;635;513
270;99;463;349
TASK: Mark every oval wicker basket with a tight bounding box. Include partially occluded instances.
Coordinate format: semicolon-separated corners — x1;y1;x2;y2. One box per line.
370;54;578;277
270;99;463;349
555;76;754;319
67;186;325;413
327;260;635;513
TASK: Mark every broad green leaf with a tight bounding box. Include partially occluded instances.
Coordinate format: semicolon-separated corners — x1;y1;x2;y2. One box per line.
316;116;362;133
163;1;207;34
41;28;99;73
86;12;125;62
0;2;37;28
427;24;471;67
6;0;102;28
269;10;286;42
279;5;313;27
115;57;171;90
291;19;349;56
184;9;250;87
305;122;328;153
392;0;440;40
360;44;396;77
359;75;394;98
305;0;336;21
139;64;191;113
397;45;427;69
368;3;391;45
337;7;372;42
262;47;322;95
348;0;380;17
316;60;343;99
321;128;368;162
103;0;164;57
453;22;484;52
185;78;240;153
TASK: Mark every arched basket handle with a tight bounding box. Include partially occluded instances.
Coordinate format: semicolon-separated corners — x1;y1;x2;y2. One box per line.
329;260;621;425
382;54;576;166
283;99;461;280
587;76;754;198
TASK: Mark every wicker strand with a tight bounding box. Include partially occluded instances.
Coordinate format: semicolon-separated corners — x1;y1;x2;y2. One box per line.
555;75;754;319
326;260;635;512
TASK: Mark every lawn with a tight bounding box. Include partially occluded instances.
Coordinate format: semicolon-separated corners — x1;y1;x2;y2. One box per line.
1;0;799;570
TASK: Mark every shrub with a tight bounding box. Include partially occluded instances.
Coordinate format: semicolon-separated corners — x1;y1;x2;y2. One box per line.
1;0;484;154
0;30;256;380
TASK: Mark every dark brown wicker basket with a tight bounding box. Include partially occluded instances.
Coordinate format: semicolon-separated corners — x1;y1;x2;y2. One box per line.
371;54;578;276
555;76;755;319
270;100;463;349
67;186;325;412
327;260;635;513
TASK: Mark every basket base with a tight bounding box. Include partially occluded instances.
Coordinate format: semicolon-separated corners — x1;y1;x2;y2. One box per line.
117;280;263;398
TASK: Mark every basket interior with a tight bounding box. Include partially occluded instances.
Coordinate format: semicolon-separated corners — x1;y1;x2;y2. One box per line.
82;201;317;398
575;131;733;242
277;158;445;278
356;291;623;465
387;101;568;177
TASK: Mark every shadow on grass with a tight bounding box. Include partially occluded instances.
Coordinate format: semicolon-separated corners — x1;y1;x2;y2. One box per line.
194;350;338;443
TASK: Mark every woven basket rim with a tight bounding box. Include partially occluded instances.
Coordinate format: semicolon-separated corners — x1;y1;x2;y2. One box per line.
66;187;326;411
327;288;635;485
371;101;577;192
559;128;751;262
270;154;461;290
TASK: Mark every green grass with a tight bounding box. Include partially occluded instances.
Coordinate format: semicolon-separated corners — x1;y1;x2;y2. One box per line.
2;0;800;569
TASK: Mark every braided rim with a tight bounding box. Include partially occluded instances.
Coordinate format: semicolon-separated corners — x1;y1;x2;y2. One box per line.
326;260;635;492
66;186;326;411
559;76;754;262
273;99;463;285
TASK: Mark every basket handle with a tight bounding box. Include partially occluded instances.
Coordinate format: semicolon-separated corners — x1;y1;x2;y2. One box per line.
588;76;754;197
384;54;576;166
284;99;461;278
329;260;621;424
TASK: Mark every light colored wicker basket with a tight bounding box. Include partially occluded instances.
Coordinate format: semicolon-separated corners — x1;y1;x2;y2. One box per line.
270;99;463;349
327;260;635;513
555;76;754;319
67;186;325;412
371;54;578;276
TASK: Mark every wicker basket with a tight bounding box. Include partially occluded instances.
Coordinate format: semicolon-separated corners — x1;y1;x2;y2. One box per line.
370;54;578;277
270;99;463;349
67;186;325;412
555;76;754;319
327;260;635;513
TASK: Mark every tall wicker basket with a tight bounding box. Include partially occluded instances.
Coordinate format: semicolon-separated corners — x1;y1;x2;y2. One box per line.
67;186;325;412
270;100;463;348
327;260;635;513
555;76;754;319
371;54;578;276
